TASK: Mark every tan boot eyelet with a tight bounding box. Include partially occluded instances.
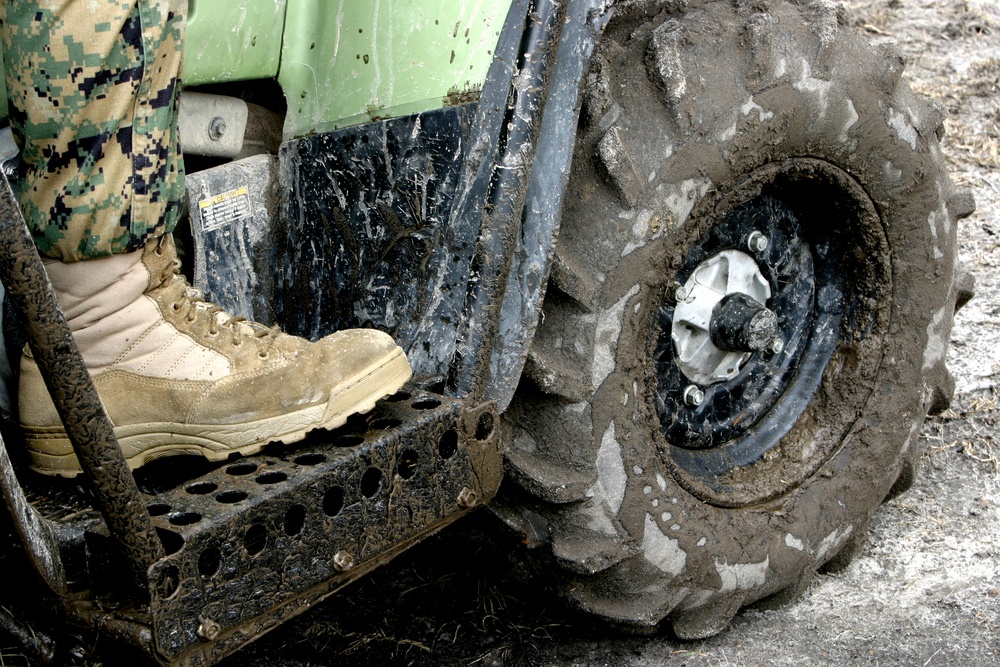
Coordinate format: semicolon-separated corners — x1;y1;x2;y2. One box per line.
258;351;269;360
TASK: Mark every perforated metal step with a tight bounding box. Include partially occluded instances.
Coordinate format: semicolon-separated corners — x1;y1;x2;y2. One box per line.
19;387;500;666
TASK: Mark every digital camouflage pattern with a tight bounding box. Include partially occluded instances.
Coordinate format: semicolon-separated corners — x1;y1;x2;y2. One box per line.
0;0;185;261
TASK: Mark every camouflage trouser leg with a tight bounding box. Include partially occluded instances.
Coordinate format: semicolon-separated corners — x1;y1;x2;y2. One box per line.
0;0;186;261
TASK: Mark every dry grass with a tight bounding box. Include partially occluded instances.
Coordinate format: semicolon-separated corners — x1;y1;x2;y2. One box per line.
925;392;1000;474
842;0;900;29
946;118;1000;171
966;57;1000;96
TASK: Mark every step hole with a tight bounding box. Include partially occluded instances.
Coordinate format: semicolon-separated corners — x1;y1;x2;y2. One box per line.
244;524;267;556
156;527;184;556
323;486;345;517
198;547;222;578
216;490;249;504
294;453;326;466
226;462;257;476
360;467;383;498
284;504;307;536
169;512;202;526
397;449;419;480
476;412;495;441
370;417;402;431
412;398;441;410
384;391;411;403
439;430;459;459
343;413;370;432
333;434;365;448
147;503;171;517
186;482;218;495
256;471;288;485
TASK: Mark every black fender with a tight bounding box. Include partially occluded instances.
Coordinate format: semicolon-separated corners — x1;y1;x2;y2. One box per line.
188;0;614;411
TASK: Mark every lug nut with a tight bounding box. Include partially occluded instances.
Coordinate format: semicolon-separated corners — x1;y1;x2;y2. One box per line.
683;384;705;407
746;231;769;254
332;550;355;572
672;282;687;303
768;338;784;355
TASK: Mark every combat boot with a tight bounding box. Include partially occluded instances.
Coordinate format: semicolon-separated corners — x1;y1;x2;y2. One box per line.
19;234;411;476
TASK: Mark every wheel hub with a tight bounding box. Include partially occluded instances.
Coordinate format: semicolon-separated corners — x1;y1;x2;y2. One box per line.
651;195;827;457
711;292;780;353
671;249;777;385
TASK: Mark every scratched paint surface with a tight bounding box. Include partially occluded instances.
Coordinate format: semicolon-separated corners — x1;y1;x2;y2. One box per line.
0;0;512;139
184;0;288;85
279;0;512;138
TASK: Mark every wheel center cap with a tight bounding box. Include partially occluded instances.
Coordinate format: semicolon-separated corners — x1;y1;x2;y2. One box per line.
710;292;779;353
671;249;773;385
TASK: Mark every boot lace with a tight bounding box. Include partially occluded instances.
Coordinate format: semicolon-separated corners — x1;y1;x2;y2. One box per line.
158;258;278;356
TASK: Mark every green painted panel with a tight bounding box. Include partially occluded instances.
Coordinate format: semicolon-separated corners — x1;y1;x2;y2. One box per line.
184;0;287;85
278;0;513;139
0;1;287;116
0;0;511;137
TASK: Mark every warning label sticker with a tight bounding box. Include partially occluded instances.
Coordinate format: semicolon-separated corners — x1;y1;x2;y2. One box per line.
198;186;252;232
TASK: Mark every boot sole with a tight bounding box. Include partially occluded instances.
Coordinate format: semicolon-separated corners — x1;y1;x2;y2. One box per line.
24;347;412;478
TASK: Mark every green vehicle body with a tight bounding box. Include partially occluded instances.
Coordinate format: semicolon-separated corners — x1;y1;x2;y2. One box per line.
2;0;510;137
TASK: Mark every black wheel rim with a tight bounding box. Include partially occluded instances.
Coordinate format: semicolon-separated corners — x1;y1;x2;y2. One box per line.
652;194;845;476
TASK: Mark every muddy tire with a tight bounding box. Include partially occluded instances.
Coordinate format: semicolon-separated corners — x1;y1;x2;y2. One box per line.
493;0;974;639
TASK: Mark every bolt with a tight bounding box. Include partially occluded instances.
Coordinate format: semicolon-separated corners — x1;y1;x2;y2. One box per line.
683;384;705;407
746;231;769;254
197;618;222;642
672;282;688;303
208;116;227;141
332;550;354;572
457;487;478;508
768;338;784;355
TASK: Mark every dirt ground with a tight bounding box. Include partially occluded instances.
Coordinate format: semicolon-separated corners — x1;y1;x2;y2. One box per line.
215;1;1000;666
1;1;994;666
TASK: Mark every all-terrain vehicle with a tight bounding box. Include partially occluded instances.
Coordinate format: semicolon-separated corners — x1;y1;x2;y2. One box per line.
0;0;975;664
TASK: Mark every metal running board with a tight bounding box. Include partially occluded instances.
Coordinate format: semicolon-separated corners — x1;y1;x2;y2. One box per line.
12;386;500;666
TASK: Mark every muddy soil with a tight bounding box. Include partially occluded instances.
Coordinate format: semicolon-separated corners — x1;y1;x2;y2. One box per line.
210;2;1000;666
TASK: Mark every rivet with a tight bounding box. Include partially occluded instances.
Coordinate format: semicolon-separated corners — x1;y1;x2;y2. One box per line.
457;487;478;508
197;618;222;642
332;550;355;572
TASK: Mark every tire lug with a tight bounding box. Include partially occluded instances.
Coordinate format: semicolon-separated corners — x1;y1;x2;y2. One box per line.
746;231;769;254
683;384;705;407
